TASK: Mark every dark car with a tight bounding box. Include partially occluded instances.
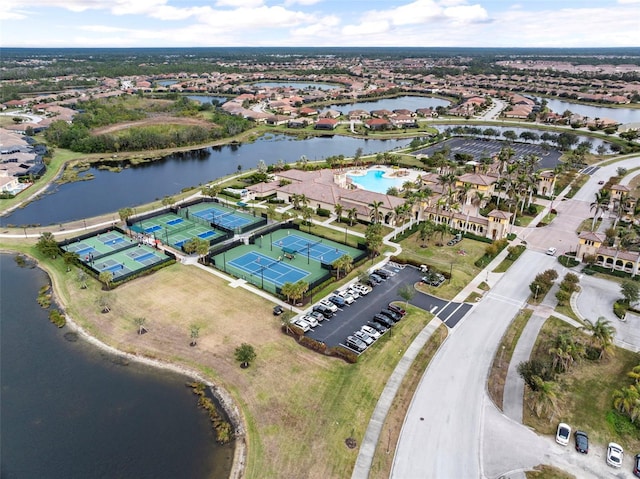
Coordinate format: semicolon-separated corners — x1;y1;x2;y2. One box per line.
373;314;394;328
328;295;346;307
367;275;381;285
388;303;406;316
370;273;384;283
273;305;284;316
574;430;588;454
313;304;334;318
367;321;388;334
380;309;401;322
373;269;390;279
634;453;640;477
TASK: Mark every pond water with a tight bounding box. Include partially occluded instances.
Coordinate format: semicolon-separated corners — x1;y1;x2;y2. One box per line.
251;81;341;90
319;95;451;115
532;97;640;124
157;80;179;87
1;135;411;226
0;254;233;479
188;95;229;104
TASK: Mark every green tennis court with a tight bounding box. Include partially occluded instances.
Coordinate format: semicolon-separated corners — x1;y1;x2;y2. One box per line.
62;230;137;261
130;212;223;249
181;202;264;232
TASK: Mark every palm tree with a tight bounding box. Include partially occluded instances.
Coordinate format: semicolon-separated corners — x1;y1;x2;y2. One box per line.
368;200;384;224
134;317;147;335
301;206;314;232
62;251;79;272
99;271;114;290
333;254;353;279
581;316;616;359
281;282;296;303
346;207;358;227
190;324;200;347
612;384;640;417
590;190;611;230
628;365;640;384
528;376;559;420
334;203;343;223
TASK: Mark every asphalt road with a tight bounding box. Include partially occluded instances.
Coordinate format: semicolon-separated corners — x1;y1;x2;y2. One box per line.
390;251;556;478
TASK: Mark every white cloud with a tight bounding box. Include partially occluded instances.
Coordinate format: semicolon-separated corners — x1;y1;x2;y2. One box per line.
291;14;339;37
215;0;264;8
283;0;323;6
617;0;640;4
77;25;130;33
443;4;489;23
342;20;390;37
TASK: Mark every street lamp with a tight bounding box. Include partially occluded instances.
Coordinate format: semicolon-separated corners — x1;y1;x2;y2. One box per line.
534;284;540;301
449;262;453;283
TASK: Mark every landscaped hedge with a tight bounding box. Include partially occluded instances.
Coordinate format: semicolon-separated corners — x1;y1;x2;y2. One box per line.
463;231;494;244
316;207;331;217
588;265;640;280
393;222;421;242
327;345;358;363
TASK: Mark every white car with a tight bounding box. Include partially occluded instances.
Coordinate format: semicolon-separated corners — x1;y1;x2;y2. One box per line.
354;283;371;295
360;325;381;339
337;290;355;304
293;318;312;332
302;314;318;328
346;287;360;299
606;442;623;468
555;423;571;446
546;247;557;256
319;299;338;312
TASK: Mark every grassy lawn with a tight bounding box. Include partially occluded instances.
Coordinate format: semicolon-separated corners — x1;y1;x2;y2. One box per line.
524;316;640;453
493;245;526;273
487;308;533;409
526;464;575;479
395;233;487;300
4;242;439;479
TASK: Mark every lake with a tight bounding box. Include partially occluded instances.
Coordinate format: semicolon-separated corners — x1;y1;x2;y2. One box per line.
533;97;640;124
251;81;341;90
1;135;411;226
319;95;451;115
0;254;233;479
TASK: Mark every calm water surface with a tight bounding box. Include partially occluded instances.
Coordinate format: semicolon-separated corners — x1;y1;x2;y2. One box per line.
319;95;450;115
533;97;640;124
252;81;340;90
348;170;406;194
0;254;233;479
1;135;411;226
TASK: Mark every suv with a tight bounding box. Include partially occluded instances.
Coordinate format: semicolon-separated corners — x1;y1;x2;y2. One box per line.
373;269;390;279
308;310;325;322
293;318;312;332
373;314;394;328
353;330;374;346
367;321;388;334
313;304;335;318
388;303;406;316
273;305;284;316
301;314;318;328
335;290;355;304
319;299;338;312
328;295;346;308
360;325;381;339
346;335;366;352
380;309;402;322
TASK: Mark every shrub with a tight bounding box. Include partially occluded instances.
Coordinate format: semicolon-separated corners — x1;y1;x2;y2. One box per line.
299;336;327;353
555;289;570;306
327;346;359;363
613;300;628;319
316;207;331;217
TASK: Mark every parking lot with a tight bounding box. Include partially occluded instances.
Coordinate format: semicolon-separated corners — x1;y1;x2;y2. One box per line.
303;264;472;352
413;138;562;171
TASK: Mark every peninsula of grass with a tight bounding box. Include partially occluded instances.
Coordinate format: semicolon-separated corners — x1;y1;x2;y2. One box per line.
524;316;640;453
5;242;438;479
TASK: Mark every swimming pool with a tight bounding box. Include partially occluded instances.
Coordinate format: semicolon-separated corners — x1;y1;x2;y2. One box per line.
348;170;406;194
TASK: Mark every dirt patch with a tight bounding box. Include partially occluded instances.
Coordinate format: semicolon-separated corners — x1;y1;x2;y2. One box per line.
91;115;213;136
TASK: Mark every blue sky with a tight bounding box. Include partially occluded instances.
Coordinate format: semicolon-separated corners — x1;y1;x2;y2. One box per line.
1;0;639;48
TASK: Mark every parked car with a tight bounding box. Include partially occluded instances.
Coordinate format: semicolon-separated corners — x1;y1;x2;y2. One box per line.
373;269;390;279
319;299;338;312
308;310;325;322
555;423;571;446
368;275;381;285
328;295;346;307
354;283;371;295
273;305;284;316
293;318;312;332
367;321;388;334
546;247;557;256
607;443;623;468
373;314;394;328
380;309;402;322
574;430;588;454
346;335;367;352
370;273;384;283
313;304;334;318
301;314;318;328
388;303;406;316
336;290;355;304
353;330;374;346
346;287;360;299
633;453;640;477
360;325;381;339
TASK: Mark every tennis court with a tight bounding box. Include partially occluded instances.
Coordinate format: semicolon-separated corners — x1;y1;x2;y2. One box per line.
130;212;222;249
269;233;349;264
211;227;364;294
183;202;263;232
228;251;310;287
62;230;137;261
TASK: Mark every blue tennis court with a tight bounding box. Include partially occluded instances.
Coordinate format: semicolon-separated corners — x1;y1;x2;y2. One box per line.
192;207;252;229
144;225;162;233
275;234;348;264
167;218;183;226
228;251;310;287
